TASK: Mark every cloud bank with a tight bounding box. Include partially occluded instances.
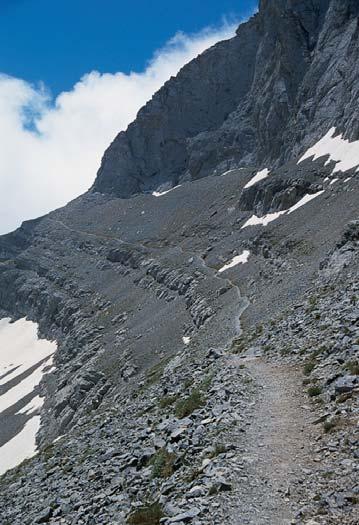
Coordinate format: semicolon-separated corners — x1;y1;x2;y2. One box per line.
0;24;236;235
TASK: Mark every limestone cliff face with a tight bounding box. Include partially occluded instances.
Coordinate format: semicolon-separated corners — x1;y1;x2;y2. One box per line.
90;0;359;197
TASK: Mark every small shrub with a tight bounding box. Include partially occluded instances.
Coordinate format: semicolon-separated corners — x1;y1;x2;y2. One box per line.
127;502;164;525
231;336;248;354
159;395;178;409
199;372;214;392
311;345;327;357
323;417;340;433
256;324;263;335
175;388;204;418
140;356;173;391
308;296;317;307
183;378;192;389
280;346;290;356
345;360;359;375
303;360;316;376
308;385;322;397
186;468;201;482
149;449;176;479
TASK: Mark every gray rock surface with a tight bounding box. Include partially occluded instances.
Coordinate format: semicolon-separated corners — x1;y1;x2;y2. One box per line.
93;0;359;198
0;1;358;524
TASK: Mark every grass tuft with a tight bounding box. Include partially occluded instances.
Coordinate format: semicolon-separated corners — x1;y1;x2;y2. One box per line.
127;502;164;525
308;385;322;397
149;449;176;479
303;360;316;376
175;388;204;419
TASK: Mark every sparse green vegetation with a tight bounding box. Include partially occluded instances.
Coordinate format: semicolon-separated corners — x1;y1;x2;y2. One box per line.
256;324;263;336
199;372;214;392
345;360;359;375
186;467;201;482
41;443;55;461
303;360;316;376
308;296;317;307
280;346;291;356
127;502;164;525
323;417;340;433
308;385;322;397
175;388;204;418
231;336;248;354
149;449;176;479
183;378;193;389
158;394;178;409
137;356;174;394
311;344;328;357
321;470;334;479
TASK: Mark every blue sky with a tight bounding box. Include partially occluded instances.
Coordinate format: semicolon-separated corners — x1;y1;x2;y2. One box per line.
0;0;258;95
0;0;258;234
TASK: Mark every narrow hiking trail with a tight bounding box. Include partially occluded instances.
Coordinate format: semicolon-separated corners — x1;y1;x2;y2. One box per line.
227;355;318;525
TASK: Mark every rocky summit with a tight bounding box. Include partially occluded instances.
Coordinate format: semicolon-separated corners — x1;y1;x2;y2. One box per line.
0;1;358;524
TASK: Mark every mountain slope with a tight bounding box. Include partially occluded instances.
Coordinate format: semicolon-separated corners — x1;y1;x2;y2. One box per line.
0;1;358;524
94;0;359;197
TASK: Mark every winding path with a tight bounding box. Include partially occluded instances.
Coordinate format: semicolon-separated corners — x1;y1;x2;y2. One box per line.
229;355;317;524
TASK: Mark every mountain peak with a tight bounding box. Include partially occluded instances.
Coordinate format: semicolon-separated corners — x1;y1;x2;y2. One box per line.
92;0;348;198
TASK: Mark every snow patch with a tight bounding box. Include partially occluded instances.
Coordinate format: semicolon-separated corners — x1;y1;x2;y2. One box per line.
0;357;53;413
152;185;181;197
220;168;244;177
182;336;191;345
244;168;270;189
0;416;40;475
287;191;325;214
299;127;359;174
242;190;324;229
0;317;57;475
218;250;250;273
242;212;286;229
0;318;56;386
16;395;43;415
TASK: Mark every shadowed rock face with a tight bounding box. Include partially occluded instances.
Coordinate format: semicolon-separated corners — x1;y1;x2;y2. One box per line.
92;0;352;197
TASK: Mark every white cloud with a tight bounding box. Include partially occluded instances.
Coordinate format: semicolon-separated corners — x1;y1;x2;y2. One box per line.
0;24;236;235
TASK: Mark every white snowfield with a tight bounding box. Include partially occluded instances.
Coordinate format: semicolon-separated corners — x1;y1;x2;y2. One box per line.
287;191;325;214
299;127;359;174
0;416;41;475
242;211;286;228
220;168;245;177
152;185;181;197
0;317;56;475
17;395;43;415
244;168;270;189
0;357;53;413
242;190;324;229
218;250;250;273
242;127;359;231
0;318;55;385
